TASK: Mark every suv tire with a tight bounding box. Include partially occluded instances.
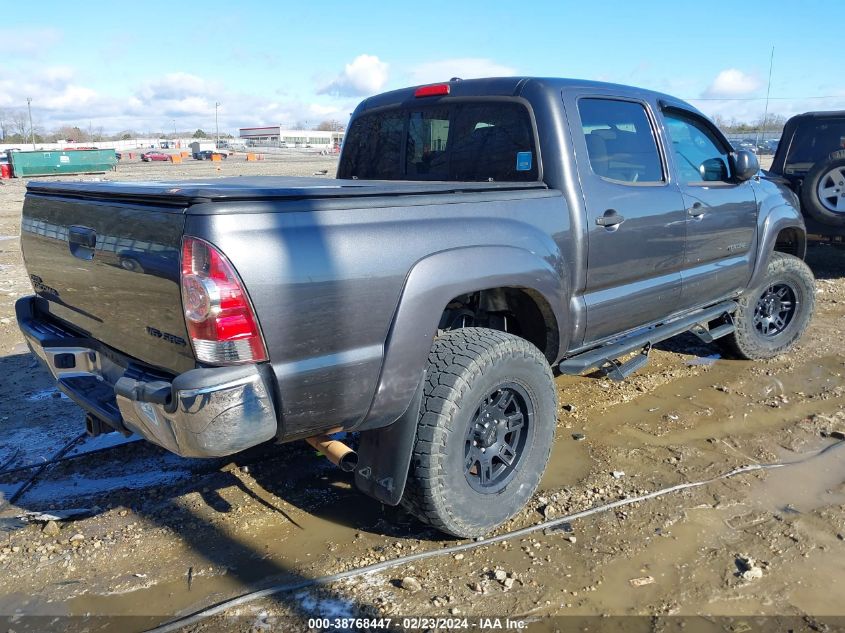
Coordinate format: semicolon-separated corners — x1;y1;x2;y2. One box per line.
720;252;815;360
401;328;557;538
801;150;845;226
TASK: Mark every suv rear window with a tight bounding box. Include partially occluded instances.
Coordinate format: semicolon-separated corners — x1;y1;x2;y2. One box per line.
339;102;538;182
785;117;845;170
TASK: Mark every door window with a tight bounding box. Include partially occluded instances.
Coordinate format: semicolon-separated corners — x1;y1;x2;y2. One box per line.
578;98;664;183
663;110;733;183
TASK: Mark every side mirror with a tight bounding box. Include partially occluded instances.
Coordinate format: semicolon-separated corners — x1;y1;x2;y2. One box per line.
700;158;728;181
732;149;759;181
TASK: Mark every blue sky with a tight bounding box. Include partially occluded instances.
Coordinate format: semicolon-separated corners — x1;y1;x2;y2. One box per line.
3;0;842;134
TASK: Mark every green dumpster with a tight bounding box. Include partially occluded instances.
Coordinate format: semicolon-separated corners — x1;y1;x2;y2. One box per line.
10;149;117;177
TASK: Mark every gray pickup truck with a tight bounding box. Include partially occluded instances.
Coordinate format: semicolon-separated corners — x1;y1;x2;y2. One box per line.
16;77;814;537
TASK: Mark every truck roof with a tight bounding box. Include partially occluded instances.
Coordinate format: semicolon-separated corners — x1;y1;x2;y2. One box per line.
359;76;697;114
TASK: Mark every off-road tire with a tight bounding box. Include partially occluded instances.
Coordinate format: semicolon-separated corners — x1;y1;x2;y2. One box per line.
720;252;815;360
401;328;557;538
801;150;845;227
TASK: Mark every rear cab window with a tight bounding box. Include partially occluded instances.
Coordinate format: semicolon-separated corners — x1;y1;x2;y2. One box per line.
339;101;539;182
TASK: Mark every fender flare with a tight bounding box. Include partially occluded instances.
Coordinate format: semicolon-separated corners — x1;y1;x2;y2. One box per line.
747;205;807;290
355;245;569;432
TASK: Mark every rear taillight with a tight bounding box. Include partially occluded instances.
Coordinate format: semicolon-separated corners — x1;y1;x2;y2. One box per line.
180;237;268;365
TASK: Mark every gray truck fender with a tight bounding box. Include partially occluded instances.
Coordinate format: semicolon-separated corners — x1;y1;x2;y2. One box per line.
747;205;807;290
352;245;567;506
356;245;568;433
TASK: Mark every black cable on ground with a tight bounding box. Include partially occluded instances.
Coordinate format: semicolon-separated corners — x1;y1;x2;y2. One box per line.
1;432;88;509
0;439;138;477
143;457;810;633
0;448;20;474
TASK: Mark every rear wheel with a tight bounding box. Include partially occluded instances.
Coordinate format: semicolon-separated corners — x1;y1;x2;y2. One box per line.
720;252;815;360
401;328;557;538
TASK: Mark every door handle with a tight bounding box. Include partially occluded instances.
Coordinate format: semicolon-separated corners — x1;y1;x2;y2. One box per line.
596;210;625;228
68;225;97;260
687;202;705;219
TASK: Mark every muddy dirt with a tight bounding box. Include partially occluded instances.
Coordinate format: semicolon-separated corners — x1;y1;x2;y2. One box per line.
1;154;844;633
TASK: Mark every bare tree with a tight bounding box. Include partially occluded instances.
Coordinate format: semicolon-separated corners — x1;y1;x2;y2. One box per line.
54;125;87;142
9;110;29;139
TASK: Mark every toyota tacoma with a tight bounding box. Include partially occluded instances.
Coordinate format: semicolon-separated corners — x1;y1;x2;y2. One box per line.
16;77;814;537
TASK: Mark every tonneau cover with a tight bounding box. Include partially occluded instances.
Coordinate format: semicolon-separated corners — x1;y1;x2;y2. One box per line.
27;176;547;205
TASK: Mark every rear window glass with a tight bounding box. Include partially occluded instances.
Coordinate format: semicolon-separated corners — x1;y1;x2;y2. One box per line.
786;118;845;169
339;102;538;181
578;98;664;183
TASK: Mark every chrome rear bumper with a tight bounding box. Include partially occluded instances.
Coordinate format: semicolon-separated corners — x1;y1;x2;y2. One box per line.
17;295;278;458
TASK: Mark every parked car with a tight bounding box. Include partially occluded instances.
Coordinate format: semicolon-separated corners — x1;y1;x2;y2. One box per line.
16;77;814;538
194;150;228;160
756;139;779;155
731;138;757;153
140;151;170;162
767;110;845;240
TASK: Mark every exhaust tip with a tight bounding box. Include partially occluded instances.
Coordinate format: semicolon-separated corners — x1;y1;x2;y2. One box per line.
305;434;358;472
338;450;359;472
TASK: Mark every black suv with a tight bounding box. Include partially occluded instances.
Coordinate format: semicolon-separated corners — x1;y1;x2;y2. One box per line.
768;111;845;240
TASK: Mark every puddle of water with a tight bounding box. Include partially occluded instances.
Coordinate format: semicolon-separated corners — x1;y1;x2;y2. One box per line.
540;430;593;491
587;355;844;448
24;388;69;402
749;441;845;514
564;441;845;616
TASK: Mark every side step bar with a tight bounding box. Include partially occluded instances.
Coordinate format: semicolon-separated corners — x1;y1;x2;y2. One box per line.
558;300;737;380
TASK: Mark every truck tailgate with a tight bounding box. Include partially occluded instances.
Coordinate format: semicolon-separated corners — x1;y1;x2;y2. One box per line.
20;191;194;375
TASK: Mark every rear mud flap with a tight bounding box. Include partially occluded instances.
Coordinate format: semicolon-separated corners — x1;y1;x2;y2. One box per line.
354;373;425;506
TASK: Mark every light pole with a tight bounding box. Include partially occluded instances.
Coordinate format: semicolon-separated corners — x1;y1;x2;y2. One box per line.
172;119;176;138
26;97;35;149
215;102;220;149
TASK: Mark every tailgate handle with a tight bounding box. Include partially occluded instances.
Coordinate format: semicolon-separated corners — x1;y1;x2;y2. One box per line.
68;226;96;260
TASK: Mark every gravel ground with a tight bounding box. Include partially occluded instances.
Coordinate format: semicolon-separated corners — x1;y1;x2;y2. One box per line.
1;154;844;633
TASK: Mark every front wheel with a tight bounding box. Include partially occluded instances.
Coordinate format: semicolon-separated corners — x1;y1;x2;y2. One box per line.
401;328;557;538
720;252;815;360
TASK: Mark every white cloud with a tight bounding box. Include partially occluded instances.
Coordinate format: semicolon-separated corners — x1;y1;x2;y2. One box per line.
408;58;516;85
138;72;220;102
318;54;389;97
703;69;761;98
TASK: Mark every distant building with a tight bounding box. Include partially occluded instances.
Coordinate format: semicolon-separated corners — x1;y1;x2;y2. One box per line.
238;127;343;148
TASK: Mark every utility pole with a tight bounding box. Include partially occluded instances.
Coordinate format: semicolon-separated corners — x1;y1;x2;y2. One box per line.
26;97;35;149
172;119;176;138
215;102;220;149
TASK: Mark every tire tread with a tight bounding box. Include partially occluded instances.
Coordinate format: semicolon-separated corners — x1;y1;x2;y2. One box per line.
401;328;556;537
